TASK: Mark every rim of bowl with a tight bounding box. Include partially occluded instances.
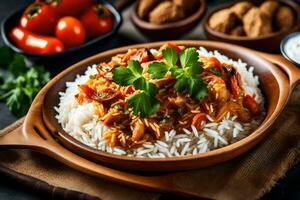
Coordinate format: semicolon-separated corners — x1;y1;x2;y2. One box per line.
204;0;300;41
131;0;206;30
280;32;300;67
0;0;122;58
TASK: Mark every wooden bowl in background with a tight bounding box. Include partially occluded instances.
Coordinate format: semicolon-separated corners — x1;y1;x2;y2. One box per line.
131;0;206;41
204;0;300;53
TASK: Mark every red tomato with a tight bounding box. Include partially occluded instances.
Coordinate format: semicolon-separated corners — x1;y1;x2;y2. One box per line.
55;17;86;48
39;0;93;16
230;76;239;99
10;27;64;54
192;113;207;129
208;57;222;69
80;3;113;38
79;84;95;98
243;95;261;116
20;2;58;35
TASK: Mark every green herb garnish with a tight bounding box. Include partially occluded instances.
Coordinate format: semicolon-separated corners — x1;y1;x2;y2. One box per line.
149;47;208;100
0;48;50;118
210;67;221;77
112;47;208;117
113;60;160;117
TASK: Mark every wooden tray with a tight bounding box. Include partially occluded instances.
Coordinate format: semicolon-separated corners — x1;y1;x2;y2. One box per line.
1;41;300;197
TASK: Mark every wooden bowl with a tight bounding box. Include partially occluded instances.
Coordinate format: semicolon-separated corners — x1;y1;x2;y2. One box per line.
131;0;206;40
204;0;300;53
34;40;300;172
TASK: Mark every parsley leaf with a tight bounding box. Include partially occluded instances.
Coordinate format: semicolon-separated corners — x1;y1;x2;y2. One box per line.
127;60;143;77
112;60;142;86
133;77;158;97
210;67;221;76
174;74;188;92
180;48;199;69
112;59;160;117
148;62;169;79
0;63;50;118
128;92;160;117
112;67;136;85
188;75;208;100
162;48;177;67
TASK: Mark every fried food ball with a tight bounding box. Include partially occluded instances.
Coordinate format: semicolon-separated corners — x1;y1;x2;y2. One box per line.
260;1;280;16
209;9;238;33
149;1;185;24
137;0;159;19
243;8;272;37
275;6;294;30
230;2;253;19
230;26;245;36
173;0;198;15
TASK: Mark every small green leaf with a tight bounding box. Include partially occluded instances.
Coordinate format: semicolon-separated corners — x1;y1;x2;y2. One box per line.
210;67;221;77
162;48;178;67
179;48;199;69
112;67;136;86
174;75;188;92
189;61;203;75
133;77;158;97
148;62;169;79
127;60;142;77
188;75;207;100
170;67;184;77
128;92;160;117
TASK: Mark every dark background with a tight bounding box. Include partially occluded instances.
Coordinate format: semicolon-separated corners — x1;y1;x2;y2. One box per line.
1;0;300;199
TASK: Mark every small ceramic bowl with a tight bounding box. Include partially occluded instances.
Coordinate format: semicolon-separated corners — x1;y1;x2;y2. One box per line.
204;0;300;53
131;0;206;41
280;32;300;67
0;0;125;63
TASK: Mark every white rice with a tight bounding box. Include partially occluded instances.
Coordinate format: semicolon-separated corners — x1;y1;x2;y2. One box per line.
55;47;264;158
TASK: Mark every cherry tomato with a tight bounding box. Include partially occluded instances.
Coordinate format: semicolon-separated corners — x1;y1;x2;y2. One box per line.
79;84;95;98
10;27;64;54
20;2;58;35
192;113;207;129
80;3;114;38
208;57;222;69
230;76;239;99
39;0;93;16
243;95;261;116
55;17;86;48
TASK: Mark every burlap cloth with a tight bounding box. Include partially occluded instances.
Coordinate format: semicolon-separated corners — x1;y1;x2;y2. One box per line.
1;85;300;200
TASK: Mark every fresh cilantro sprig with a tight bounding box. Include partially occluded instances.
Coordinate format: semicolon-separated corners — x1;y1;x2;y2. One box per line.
0;47;50;118
149;47;208;100
112;60;160;117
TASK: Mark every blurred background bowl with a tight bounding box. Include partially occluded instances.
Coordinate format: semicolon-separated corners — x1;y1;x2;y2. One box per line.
204;0;300;53
131;0;206;41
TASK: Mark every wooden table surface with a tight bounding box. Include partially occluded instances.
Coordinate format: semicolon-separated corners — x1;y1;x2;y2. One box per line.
1;0;300;199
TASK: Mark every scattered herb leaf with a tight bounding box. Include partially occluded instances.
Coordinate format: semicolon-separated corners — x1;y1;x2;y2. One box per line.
128;92;160;117
148;62;169;79
162;48;177;67
210;68;221;77
0;47;50;118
